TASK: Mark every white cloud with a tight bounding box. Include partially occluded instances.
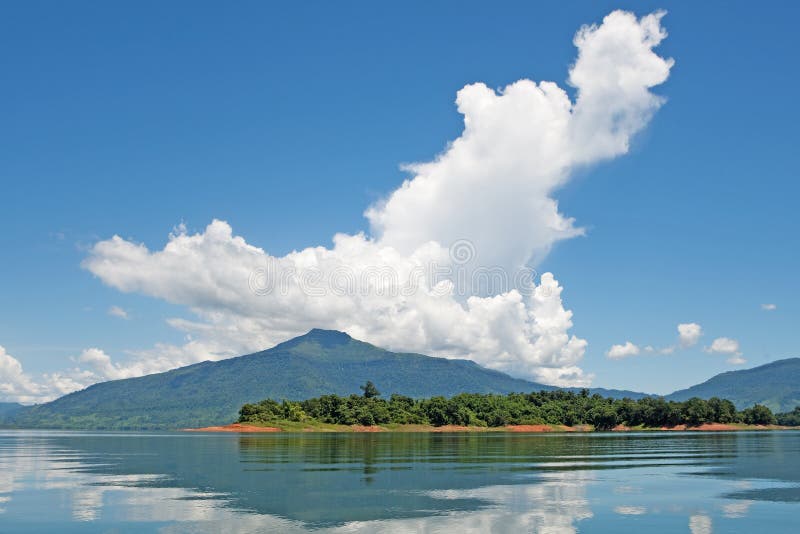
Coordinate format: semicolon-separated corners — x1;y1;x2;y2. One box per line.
1;344;97;403
367;10;672;272
607;322;700;361
0;344;190;404
0;346;47;403
108;305;130;320
705;337;741;355
704;337;747;365
761;303;777;311
12;10;671;394
609;324;746;367
76;348;174;381
40;371;94;398
82;223;592;386
705;337;745;365
606;342;641;360
678;322;703;348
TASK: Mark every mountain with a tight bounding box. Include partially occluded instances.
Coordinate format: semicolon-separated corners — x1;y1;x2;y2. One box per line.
579;388;651;399
0;402;23;417
666;358;800;412
3;329;643;430
4;331;795;431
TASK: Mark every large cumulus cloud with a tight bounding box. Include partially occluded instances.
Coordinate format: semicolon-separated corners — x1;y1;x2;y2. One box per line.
83;221;591;386
2;11;673;401
368;10;672;269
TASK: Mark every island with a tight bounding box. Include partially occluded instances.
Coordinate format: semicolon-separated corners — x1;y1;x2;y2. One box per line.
186;382;794;433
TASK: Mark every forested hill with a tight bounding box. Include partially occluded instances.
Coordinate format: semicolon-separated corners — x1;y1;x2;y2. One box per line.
0;402;23;417
0;329;643;430
666;358;800;412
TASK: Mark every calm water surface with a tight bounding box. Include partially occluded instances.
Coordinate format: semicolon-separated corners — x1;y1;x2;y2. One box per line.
0;430;798;533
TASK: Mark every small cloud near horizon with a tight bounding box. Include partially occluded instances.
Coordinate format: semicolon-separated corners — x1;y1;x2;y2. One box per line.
606;341;640;359
606;322;702;360
704;337;746;365
761;303;777;311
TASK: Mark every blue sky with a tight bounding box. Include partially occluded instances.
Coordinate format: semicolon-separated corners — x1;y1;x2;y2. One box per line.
1;0;798;399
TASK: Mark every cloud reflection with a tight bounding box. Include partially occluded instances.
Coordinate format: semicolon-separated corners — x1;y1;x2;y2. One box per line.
689;514;713;534
722;500;753;519
614;505;647;515
336;472;595;534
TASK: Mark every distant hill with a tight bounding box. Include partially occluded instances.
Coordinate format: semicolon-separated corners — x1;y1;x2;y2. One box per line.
3;329;643;430
579;388;650;400
666;358;800;412
0;402;23;417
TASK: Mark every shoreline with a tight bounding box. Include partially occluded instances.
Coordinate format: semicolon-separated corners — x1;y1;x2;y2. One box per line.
183;422;789;433
183;423;281;433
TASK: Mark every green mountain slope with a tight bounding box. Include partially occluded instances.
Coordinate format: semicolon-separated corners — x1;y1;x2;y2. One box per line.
0;402;23;417
666;358;800;412
8;329;624;430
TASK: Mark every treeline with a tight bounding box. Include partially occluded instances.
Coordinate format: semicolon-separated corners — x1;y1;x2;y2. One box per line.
777;406;800;426
239;382;783;430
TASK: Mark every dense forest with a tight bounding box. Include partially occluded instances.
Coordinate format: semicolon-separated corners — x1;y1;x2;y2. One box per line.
240;382;787;430
776;406;800;426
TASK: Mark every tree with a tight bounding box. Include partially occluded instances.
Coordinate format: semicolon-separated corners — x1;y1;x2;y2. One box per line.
419;397;450;426
740;404;777;425
776;407;800;426
708;397;737;424
281;401;306;422
683;397;712;427
360;381;381;399
589;405;618;431
239;403;260;421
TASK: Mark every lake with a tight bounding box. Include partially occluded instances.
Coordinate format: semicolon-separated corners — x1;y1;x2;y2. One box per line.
0;430;798;532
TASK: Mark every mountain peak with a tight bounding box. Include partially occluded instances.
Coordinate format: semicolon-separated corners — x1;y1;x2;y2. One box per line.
265;328;375;361
304;328;352;344
276;328;354;349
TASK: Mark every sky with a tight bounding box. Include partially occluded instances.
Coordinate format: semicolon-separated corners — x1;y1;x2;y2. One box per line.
1;0;799;402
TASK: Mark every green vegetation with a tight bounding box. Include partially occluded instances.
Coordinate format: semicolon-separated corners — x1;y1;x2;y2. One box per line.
360;381;380;399
240;384;779;430
0;402;23;417
776;406;800;426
